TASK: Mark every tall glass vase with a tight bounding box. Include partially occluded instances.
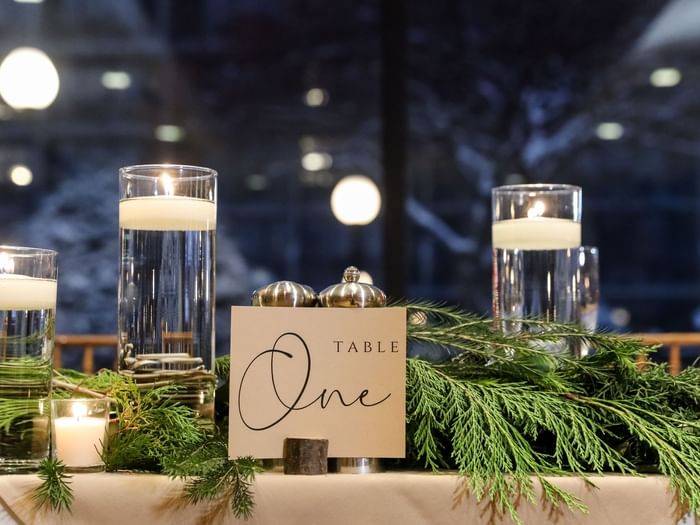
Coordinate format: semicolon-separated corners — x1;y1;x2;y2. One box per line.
492;184;581;353
0;245;56;472
118;164;217;418
577;246;600;357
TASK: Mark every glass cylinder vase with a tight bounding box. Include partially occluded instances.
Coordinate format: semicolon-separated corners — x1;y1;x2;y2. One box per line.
0;245;57;472
118;164;217;418
576;246;600;357
491;184;581;344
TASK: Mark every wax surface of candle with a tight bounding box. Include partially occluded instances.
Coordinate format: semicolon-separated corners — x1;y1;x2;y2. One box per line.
0;274;57;309
53;416;105;467
492;217;581;250
119;196;216;231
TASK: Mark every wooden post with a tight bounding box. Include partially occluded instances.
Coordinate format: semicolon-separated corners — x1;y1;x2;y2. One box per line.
284;438;328;475
83;345;94;374
669;344;681;376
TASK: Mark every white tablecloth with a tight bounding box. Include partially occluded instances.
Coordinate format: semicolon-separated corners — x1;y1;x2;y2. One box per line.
0;472;680;525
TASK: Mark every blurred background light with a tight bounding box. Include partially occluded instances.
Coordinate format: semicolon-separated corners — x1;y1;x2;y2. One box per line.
154;124;185;142
330;175;382;225
246;173;268;191
304;87;329;107
101;71;132;90
301;151;333;171
595;122;624;141
610;307;631;328
649;67;681;87
9;164;33;186
0;47;59;110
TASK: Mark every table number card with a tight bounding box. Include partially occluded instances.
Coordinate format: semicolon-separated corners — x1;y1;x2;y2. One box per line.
228;306;406;459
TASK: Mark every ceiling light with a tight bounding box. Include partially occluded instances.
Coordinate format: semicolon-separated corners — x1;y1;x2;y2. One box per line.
330;175;382;226
9;164;33;186
0;47;59;110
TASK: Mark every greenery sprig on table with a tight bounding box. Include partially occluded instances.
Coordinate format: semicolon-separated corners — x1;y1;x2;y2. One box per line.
31;301;700;524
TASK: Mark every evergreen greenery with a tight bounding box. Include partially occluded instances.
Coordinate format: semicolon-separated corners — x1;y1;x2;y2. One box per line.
34;368;258;519
0;356;51;431
404;301;700;523
162;433;261;522
25;301;700;523
32;458;73;513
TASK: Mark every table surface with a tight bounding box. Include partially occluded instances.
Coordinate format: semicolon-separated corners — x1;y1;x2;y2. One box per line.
0;472;681;525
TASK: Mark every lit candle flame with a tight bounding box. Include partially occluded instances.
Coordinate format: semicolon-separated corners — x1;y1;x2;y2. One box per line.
72;402;88;420
527;200;546;218
160;173;175;196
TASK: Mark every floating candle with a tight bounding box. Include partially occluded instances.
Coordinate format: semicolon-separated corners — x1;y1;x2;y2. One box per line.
492;217;581;250
0;274;57;310
119;196;216;231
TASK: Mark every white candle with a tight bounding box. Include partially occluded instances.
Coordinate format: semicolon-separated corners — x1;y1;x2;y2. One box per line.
119;196;216;231
53;408;106;468
492;217;581;250
0;274;57;310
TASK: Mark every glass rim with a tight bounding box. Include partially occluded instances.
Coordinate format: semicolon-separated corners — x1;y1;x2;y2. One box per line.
120;164;217;182
50;398;110;407
492;183;581;194
0;245;57;257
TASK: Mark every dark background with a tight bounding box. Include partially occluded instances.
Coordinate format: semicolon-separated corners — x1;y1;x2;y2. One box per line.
0;0;698;363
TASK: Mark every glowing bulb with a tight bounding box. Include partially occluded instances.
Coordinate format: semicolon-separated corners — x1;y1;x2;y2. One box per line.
9;164;32;186
101;71;131;90
0;47;59;110
649;67;681;88
301;152;333;171
596;122;624;141
330;175;382;226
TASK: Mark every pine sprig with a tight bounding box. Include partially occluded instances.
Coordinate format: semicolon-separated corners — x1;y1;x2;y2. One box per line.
162;433;262;520
32;457;73;513
407;359;607;522
103;381;208;471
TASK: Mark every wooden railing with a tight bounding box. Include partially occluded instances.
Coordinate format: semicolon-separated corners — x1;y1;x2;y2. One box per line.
53;332;194;373
54;334;119;373
53;332;699;376
630;332;700;376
